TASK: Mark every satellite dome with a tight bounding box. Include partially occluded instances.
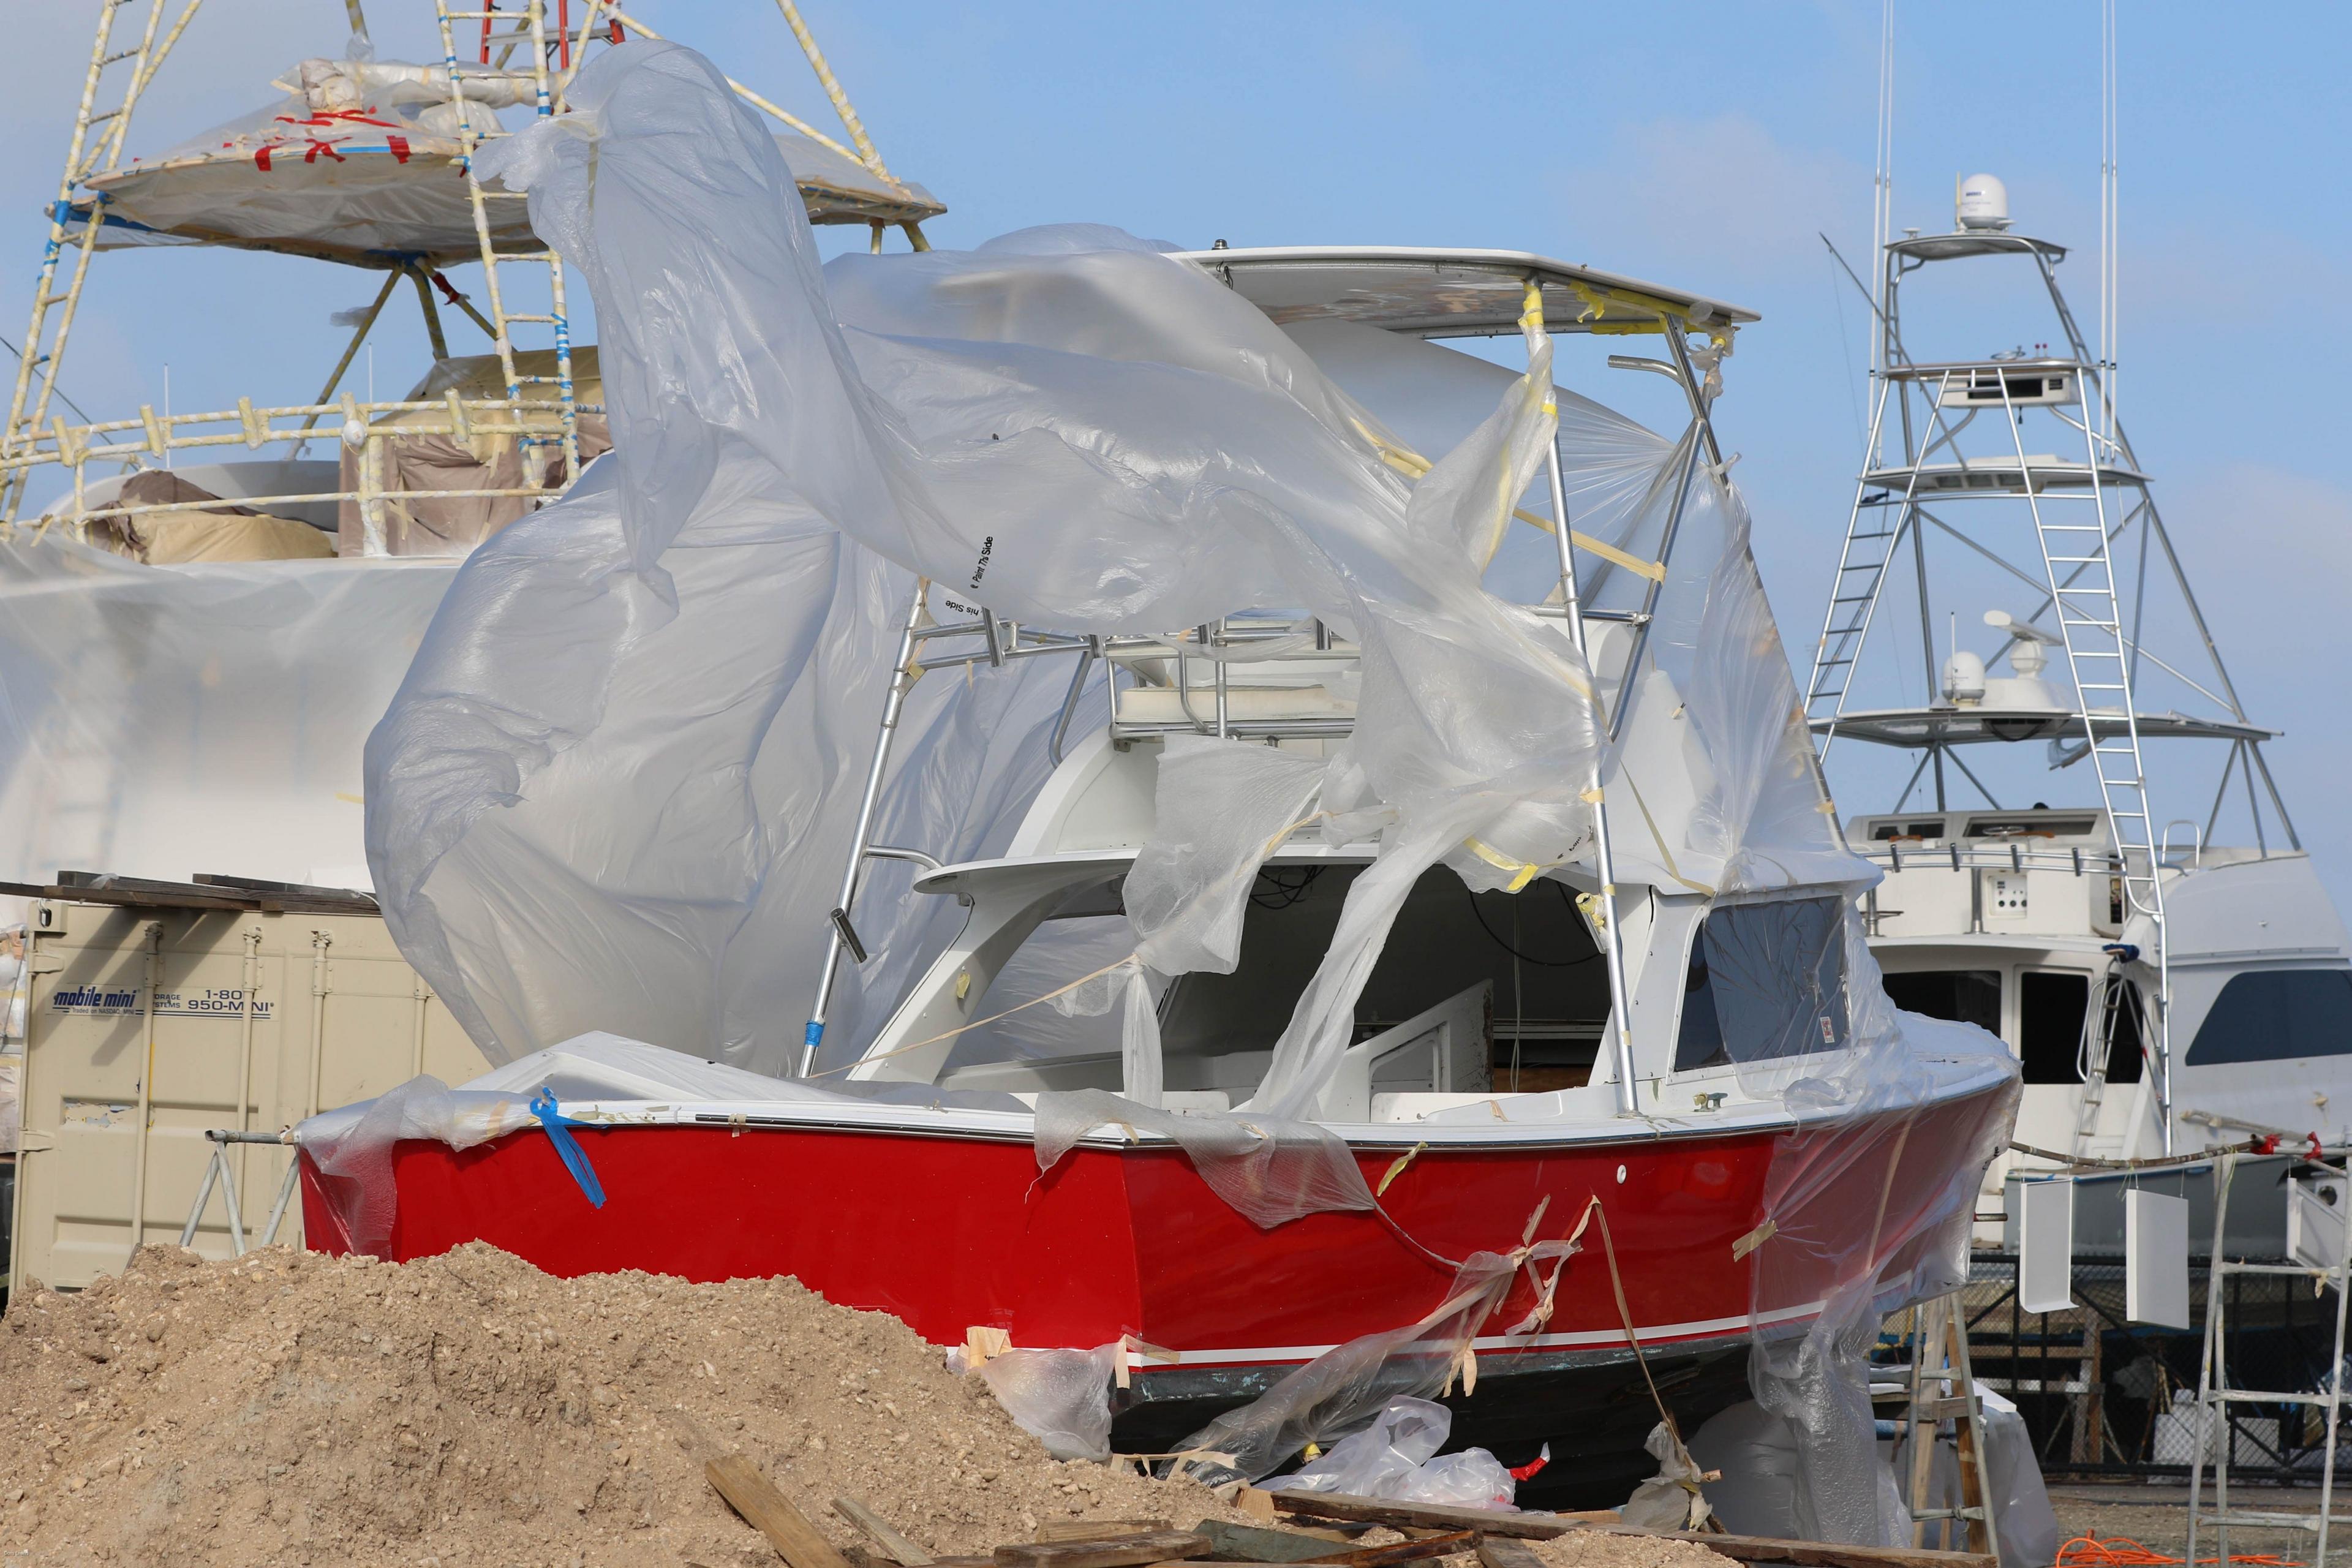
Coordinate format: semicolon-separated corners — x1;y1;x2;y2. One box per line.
1956;173;2011;232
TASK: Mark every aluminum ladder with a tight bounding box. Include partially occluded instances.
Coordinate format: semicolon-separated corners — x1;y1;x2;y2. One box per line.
1902;1291;1997;1555
1997;368;2173;1149
0;0;187;518
1804;374;1932;741
2188;1151;2352;1566
1804;366;1978;761
432;0;580;486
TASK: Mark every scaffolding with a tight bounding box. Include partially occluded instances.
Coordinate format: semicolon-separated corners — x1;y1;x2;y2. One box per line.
0;0;941;555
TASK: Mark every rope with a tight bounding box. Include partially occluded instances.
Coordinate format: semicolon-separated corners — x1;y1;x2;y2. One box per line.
1583;1194;1689;1450
2057;1536;2303;1568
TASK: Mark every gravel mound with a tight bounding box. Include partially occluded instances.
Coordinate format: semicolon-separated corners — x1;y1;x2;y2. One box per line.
0;1242;1242;1566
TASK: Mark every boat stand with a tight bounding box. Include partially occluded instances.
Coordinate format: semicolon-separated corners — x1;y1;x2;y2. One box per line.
176;1128;302;1256
1904;1291;1997;1554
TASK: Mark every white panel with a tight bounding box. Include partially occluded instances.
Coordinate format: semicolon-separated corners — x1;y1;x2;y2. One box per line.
2017;1178;2078;1313
2125;1189;2192;1329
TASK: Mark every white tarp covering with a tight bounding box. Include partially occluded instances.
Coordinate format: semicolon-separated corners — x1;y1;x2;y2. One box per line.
348;40;2018;1544
0;539;454;890
367;39;1865;1087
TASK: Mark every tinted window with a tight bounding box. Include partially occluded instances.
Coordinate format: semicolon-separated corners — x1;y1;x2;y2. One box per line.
1675;896;1850;1071
2103;979;2145;1084
2184;970;2352;1066
1882;970;2001;1035
2019;971;2089;1084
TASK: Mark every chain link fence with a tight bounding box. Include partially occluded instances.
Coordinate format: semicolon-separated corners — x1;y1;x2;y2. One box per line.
1893;1253;2348;1482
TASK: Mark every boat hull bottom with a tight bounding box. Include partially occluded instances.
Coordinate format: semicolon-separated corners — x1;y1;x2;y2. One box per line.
1113;1339;1753;1510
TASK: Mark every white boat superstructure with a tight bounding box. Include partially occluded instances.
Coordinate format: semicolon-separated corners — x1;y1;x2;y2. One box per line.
1804;187;2352;1218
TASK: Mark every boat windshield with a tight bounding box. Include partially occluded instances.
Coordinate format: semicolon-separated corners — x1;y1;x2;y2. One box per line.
1673;895;1850;1071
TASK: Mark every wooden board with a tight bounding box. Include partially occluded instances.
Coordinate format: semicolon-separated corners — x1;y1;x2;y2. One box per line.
1302;1530;1474;1567
1199;1521;1352;1564
1597;1529;1996;1568
1269;1493;1996;1568
835;1494;933;1566
706;1455;854;1568
1038;1522;1174;1544
994;1532;1212;1568
1476;1541;1547;1568
1268;1494;1567;1542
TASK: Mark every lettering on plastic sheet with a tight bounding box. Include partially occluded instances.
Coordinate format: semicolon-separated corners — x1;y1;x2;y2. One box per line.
967;535;993;596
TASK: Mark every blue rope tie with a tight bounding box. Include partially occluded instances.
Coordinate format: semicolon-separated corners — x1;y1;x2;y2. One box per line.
529;1087;607;1209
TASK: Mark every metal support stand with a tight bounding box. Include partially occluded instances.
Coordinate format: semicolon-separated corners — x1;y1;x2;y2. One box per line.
2188;1151;2352;1567
1905;1291;1997;1555
177;1129;302;1255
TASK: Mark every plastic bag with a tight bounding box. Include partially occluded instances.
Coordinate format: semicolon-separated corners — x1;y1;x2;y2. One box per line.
1619;1420;1713;1532
1262;1398;1520;1510
959;1341;1122;1462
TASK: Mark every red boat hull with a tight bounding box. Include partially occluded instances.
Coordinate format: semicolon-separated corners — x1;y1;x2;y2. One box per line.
301;1087;2008;1378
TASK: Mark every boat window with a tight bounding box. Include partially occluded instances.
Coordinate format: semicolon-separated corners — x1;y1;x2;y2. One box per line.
1673;895;1850;1072
2183;970;2352;1065
1965;815;2097;839
949;864;1615;1099
1882;970;2001;1036
2103;979;2146;1084
1871;821;1947;842
2019;971;2090;1084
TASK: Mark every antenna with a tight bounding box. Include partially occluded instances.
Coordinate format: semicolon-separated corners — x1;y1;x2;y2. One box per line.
2099;0;2119;441
1872;0;1895;380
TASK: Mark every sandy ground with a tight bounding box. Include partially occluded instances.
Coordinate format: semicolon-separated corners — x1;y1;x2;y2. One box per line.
0;1243;1712;1568
2049;1481;2331;1564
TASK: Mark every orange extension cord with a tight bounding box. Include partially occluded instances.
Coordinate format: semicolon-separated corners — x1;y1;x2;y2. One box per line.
2057;1535;2305;1568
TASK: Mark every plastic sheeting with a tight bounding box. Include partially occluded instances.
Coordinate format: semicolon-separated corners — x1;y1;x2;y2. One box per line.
372;38;1617;1107
0;534;454;891
1263;1398;1519;1511
295;1030;1022;1256
350;38;2017;1532
1691;1393;2059;1568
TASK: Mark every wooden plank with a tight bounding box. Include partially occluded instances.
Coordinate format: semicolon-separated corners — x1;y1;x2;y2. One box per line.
993;1532;1211;1568
1476;1541;1548;1568
1581;1526;1996;1568
1272;1495;1993;1568
1300;1529;1472;1567
835;1494;933;1566
1199;1521;1356;1564
706;1455;854;1568
1037;1522;1174;1544
1268;1494;1567;1542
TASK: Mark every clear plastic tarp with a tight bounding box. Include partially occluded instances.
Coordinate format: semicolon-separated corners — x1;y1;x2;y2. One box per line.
350;38;2019;1538
0;537;454;891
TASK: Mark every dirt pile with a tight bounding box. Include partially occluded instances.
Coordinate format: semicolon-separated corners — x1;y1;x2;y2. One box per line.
0;1243;1247;1567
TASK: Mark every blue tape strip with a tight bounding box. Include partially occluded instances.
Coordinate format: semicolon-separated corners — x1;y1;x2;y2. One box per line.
529;1087;607;1209
804;1020;824;1049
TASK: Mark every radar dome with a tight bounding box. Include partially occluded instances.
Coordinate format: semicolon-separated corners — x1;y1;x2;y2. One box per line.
1957;173;2011;232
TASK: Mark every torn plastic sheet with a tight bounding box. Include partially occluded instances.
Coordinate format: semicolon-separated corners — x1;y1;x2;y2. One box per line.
961;1340;1125;1463
386;38;1610;1126
1033;1089;1374;1230
1264;1397;1520;1510
1170;1233;1578;1483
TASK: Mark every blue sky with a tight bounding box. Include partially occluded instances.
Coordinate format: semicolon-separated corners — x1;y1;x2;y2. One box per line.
4;1;2348;908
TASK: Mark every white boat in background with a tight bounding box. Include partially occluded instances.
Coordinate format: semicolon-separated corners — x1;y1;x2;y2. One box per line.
1801;173;2352;1223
